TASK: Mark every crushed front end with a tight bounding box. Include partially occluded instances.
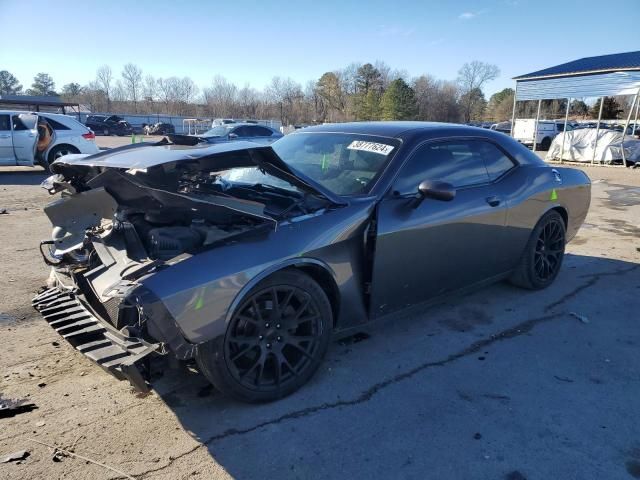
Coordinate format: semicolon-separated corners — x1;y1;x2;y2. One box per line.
32;142;327;392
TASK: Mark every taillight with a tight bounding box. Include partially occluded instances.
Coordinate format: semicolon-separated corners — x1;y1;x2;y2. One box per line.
82;131;96;140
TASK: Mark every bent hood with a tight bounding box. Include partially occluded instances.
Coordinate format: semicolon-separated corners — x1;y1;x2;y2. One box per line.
51;140;345;206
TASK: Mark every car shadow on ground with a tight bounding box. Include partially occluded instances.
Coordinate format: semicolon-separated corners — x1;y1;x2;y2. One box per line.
148;253;640;479
0;169;48;186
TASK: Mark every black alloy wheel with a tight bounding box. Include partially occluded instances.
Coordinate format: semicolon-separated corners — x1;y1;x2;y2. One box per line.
509;210;566;290
533;216;564;282
196;270;332;402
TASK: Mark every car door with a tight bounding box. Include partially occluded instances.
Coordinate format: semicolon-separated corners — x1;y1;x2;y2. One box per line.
11;114;38;166
370;138;511;318
0;113;13;165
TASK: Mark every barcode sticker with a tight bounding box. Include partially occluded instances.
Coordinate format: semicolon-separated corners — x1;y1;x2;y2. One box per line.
347;140;395;155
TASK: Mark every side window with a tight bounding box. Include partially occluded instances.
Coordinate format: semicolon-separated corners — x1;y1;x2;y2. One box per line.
250;126;274;137
43;118;70;130
12;115;27;131
233;126;249;137
0;114;10;131
475;141;515;181
394;140;490;193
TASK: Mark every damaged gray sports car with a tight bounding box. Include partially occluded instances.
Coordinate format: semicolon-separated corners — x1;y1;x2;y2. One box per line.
32;122;591;402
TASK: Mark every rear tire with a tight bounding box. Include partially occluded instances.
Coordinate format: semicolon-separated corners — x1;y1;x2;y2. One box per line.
540;137;552;151
509;210;566;290
196;270;332;403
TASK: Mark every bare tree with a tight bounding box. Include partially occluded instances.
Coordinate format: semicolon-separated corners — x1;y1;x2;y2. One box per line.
203;75;238;117
457;61;499;122
267;76;304;125
96;65;113;110
143;75;157;101
121;63;143;112
179;77;199;105
156;77;179;114
237;84;260;118
112;80;127;102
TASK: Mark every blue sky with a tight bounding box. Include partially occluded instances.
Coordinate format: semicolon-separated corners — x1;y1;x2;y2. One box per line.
1;0;639;96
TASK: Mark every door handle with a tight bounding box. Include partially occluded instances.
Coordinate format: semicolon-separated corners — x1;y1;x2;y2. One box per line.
486;196;501;207
28;133;36;137
0;134;10;138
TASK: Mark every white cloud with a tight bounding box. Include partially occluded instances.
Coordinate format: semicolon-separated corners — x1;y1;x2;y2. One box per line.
459;11;477;20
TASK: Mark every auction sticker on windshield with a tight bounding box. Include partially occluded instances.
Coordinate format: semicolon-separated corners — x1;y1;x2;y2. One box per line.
347;140;394;155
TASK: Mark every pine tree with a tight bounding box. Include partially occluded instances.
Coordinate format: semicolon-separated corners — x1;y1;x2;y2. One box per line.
0;70;23;95
27;73;56;96
380;79;417;120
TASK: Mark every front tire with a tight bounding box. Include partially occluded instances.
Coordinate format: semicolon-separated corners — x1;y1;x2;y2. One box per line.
196;270;332;403
509;210;566;290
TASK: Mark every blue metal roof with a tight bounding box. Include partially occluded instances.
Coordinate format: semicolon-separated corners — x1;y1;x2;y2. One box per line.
514;50;640;80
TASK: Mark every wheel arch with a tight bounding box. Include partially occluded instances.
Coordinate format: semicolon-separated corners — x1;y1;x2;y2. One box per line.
551;205;568;229
47;143;80;163
224;258;340;331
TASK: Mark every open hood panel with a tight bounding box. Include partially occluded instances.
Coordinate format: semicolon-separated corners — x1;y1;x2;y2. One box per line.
51;140;345;206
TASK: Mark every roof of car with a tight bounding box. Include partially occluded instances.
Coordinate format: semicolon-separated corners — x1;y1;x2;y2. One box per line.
301;121;471;137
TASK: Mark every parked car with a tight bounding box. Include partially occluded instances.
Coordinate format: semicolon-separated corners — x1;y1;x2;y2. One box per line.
33;122;590;402
143;122;176;135
169;123;283;145
490;121;512;135
513;119;579;150
0;110;99;171
85;115;134;136
211;118;237;126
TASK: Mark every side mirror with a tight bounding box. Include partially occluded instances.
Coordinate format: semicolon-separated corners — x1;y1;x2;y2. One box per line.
414;180;456;206
228;132;239;139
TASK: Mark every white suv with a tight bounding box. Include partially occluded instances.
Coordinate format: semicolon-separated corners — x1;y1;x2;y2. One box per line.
0;110;99;171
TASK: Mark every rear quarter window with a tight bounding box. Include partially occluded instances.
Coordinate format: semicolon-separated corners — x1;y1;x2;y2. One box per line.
43;117;71;130
0;114;10;131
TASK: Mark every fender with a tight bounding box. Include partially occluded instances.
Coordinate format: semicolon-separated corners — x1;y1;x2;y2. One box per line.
223;257;337;328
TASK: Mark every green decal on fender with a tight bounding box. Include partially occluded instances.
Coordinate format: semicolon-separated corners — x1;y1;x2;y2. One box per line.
550;189;558;201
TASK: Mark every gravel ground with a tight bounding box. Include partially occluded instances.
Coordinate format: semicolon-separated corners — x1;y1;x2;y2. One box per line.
0;162;639;480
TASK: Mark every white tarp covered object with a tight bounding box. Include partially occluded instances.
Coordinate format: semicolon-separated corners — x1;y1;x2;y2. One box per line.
546;129;640;164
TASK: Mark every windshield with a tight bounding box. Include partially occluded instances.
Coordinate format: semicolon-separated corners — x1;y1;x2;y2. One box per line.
202;125;233;137
271;132;400;195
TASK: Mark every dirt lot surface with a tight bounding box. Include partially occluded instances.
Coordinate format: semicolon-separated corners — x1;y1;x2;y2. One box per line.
1;162;639;480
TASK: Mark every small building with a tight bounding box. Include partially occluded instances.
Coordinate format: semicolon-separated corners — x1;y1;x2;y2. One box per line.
512;50;640;164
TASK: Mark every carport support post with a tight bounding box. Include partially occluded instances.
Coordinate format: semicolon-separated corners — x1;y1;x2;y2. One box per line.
592;97;604;165
532;99;542;153
560;97;571;163
510;83;518;138
621;89;640;167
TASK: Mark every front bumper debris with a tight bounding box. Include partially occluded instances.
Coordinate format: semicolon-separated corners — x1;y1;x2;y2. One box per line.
32;287;159;392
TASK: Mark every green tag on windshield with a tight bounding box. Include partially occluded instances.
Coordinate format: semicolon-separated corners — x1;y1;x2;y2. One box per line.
321;154;328;172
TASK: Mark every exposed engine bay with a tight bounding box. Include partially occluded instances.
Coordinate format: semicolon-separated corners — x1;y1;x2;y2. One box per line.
43;144;330;267
32;141;343;392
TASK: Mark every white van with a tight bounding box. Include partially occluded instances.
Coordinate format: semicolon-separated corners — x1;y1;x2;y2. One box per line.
513;119;578;150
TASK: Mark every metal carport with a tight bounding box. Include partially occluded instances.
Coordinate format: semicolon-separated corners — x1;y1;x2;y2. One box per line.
0;95;81;118
511;50;640;166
